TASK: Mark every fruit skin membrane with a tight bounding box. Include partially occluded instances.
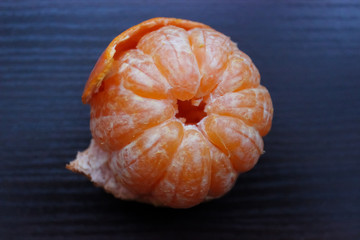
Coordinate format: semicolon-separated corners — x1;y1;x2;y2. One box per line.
67;17;273;208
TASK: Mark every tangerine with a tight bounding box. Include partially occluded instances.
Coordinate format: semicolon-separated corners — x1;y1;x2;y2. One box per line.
67;17;273;208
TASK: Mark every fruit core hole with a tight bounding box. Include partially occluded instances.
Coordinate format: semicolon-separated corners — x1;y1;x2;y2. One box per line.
175;99;207;125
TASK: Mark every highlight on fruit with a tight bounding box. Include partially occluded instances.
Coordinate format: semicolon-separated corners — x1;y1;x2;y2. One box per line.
67;17;274;208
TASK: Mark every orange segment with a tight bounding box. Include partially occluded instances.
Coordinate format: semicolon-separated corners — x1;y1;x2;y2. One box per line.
116;49;171;99
152;127;211;208
206;141;237;198
206;86;273;136
82;17;210;104
110;120;184;195
211;50;260;99
199;115;263;173
90;77;175;151
137;26;201;100
188;28;233;98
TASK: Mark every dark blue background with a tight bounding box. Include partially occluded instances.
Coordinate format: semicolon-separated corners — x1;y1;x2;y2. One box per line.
1;0;359;239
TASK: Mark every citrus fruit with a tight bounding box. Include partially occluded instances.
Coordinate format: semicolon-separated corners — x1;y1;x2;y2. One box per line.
67;17;273;208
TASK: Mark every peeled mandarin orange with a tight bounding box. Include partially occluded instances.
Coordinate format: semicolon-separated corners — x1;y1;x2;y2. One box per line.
67;17;274;208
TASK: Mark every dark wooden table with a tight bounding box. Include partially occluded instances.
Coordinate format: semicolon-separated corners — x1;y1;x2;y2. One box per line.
1;1;359;239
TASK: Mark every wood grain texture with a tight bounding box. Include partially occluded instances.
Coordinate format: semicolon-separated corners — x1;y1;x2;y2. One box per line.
1;0;360;239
